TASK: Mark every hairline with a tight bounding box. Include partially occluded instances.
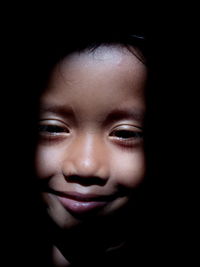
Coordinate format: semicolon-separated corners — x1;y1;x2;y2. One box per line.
76;42;146;65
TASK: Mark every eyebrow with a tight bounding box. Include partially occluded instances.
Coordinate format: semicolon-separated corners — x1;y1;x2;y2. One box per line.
39;104;144;124
105;107;145;125
39;104;75;118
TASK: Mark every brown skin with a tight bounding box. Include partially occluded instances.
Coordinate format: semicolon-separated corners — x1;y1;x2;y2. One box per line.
35;45;147;265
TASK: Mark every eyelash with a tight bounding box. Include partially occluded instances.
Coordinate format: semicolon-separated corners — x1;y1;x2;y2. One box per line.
38;123;143;147
110;129;143;139
38;124;69;135
109;129;143;147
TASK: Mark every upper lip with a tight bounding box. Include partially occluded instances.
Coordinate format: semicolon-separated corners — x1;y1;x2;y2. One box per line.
48;188;118;202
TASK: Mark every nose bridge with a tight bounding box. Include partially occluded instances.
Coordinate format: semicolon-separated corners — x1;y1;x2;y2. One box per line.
65;132;106;177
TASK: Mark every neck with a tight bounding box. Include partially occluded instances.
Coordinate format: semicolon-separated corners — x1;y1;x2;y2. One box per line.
49;214;131;266
52;246;71;267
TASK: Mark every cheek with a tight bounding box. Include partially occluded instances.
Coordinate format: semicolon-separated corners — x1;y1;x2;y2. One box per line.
35;146;61;178
110;150;146;188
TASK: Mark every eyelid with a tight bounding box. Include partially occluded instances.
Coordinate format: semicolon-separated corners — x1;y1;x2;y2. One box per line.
39;119;70;128
38;119;71;136
109;124;143;142
110;124;143;132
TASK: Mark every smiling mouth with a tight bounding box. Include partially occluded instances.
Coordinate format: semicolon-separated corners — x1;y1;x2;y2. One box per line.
48;189;118;215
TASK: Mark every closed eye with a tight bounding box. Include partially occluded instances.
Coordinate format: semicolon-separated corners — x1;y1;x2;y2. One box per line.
38;125;69;134
110;129;143;139
38;119;71;140
109;126;144;148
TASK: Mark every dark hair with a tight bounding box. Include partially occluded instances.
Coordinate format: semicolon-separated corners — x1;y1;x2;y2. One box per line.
43;31;147;68
51;31;148;62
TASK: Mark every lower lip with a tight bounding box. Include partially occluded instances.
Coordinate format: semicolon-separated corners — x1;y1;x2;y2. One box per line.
57;196;108;215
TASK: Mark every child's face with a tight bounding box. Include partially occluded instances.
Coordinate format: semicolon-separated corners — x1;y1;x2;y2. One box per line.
35;45;147;229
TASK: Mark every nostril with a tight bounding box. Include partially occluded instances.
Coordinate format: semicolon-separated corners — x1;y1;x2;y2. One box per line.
64;174;107;186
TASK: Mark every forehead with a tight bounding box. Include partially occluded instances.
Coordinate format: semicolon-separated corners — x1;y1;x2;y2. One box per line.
40;45;147;116
63;44;140;64
59;44;145;76
43;45;146;90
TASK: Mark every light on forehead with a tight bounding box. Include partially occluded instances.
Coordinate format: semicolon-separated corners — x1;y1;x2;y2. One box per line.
60;45;130;65
59;44;144;74
87;44;145;66
89;45;129;63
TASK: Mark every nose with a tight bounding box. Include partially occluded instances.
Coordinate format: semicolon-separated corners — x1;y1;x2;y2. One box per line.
62;134;109;185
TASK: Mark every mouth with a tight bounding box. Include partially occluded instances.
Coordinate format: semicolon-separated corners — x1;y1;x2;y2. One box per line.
48;189;118;215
